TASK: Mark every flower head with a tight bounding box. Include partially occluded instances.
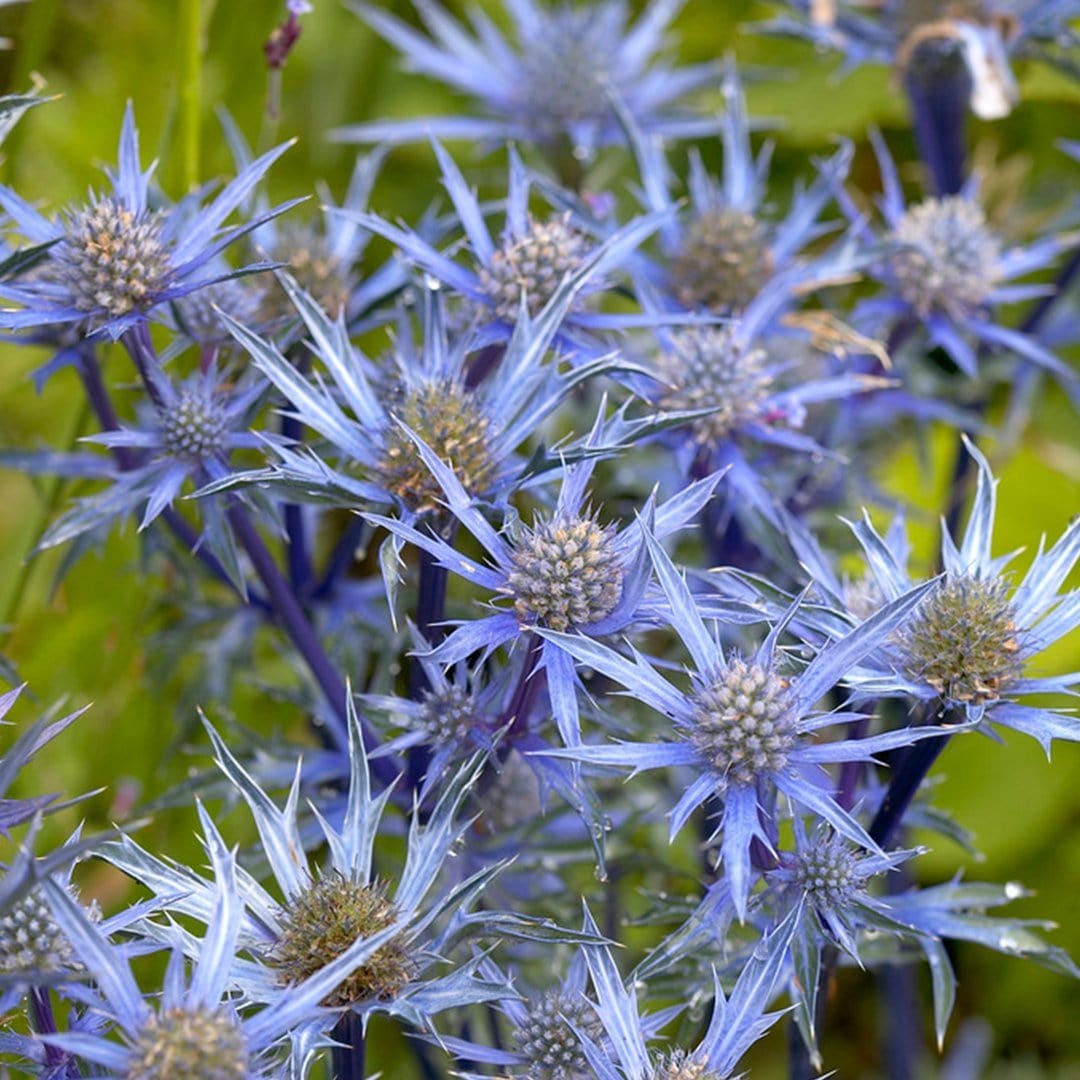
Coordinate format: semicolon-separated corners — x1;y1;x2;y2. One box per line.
803;438;1080;745
855;131;1079;389
216;271;624;519
365;412;725;748
0;104;294;340
629;61;851;316
337;0;719;155
539;528;943;916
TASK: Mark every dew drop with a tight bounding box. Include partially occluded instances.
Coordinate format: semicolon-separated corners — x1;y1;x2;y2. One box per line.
1004;881;1025;900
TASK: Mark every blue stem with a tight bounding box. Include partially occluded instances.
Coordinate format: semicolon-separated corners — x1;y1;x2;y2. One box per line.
903;51;970;197
282;346;312;591
330;1012;365;1080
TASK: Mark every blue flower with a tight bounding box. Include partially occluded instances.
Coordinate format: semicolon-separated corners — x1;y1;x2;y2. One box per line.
38;800;412;1077
336;0;720;155
0;103;295;341
33;360;262;555
761;2;1080;119
538;530;944;916
365;414;726;748
102;700;511;1033
628;60;852;315
215;271;631;519
338;144;669;350
853;131;1079;394
802;438;1080;746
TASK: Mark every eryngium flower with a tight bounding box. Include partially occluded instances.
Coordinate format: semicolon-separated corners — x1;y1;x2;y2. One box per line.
575;904;799;1078
214;272;628;518
101;701;509;1032
629;62;851;315
336;0;720;155
539;529;944;915
36;363;261;551
0;104;295;340
803;438;1080;746
366;425;724;748
857;132;1079;389
39;802;410;1079
341;144;666;348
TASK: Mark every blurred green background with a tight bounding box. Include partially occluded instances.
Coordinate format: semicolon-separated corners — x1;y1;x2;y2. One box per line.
0;1;1077;1076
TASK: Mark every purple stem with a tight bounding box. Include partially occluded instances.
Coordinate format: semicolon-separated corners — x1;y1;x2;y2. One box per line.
29;988;66;1069
281;346;312;592
311;517;367;600
329;1012;364;1080
501;635;546;743
903;54;970;197
226;503;396;781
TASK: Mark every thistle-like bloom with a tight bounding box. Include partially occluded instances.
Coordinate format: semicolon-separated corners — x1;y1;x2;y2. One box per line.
855;132;1079;391
539;530;943;915
365;418;726;747
761;2;1080;119
630;279;891;526
0;104;294;340
39;802;411;1078
574;903;799;1079
102;702;509;1032
337;0;719;154
804;438;1080;745
216;271;627;518
31;361;261;555
339;144;667;349
631;62;851;315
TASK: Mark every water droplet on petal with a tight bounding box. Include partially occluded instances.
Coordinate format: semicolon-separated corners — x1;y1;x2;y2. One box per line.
1004;881;1025;900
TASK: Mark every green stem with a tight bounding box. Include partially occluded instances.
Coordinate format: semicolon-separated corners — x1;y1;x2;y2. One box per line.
178;0;203;192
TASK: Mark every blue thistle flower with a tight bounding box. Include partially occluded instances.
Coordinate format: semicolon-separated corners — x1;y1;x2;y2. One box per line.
336;0;720;156
365;412;726;748
629;61;852;315
538;529;946;916
0;103;295;341
102;699;511;1033
37;801;412;1078
214;269;641;519
854;131;1080;393
32;361;262;554
574;903;800;1079
803;438;1080;746
338;144;669;350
